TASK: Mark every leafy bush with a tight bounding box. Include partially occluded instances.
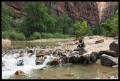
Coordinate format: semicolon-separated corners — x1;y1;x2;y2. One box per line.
2;31;10;39
30;32;41;39
73;20;88;38
9;31;26;40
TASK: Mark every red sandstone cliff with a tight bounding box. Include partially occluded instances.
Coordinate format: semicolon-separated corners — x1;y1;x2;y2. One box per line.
5;1;118;26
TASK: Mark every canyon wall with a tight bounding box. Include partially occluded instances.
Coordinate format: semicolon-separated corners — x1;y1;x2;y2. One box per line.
5;1;118;26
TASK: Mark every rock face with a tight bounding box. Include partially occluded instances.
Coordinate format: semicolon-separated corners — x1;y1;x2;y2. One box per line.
5;2;118;26
100;54;118;66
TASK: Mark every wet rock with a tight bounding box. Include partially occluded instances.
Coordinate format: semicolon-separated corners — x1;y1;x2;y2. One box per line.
100;54;118;66
53;48;65;57
47;58;60;66
99;50;117;57
69;56;80;63
36;56;46;65
109;40;118;56
60;55;69;64
36;49;49;57
79;52;99;64
17;60;24;66
15;70;26;76
95;39;104;44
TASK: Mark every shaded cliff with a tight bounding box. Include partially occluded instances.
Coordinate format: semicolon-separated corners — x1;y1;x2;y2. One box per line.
5;1;118;26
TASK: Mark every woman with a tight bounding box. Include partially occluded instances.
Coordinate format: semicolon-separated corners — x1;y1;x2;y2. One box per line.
77;39;85;48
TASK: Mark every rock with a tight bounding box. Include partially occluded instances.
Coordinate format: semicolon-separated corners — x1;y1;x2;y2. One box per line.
36;49;49;57
53;48;65;57
36;56;46;65
47;58;60;66
69;56;80;63
15;70;26;76
99;50;117;57
109;40;118;56
100;54;118;66
27;49;34;54
95;39;104;44
17;60;24;66
79;52;99;64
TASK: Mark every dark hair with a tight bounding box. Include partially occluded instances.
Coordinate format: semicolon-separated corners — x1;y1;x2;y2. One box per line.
79;39;83;43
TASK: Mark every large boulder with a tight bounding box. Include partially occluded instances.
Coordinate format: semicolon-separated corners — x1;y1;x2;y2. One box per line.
109;40;118;56
79;52;100;64
100;54;118;66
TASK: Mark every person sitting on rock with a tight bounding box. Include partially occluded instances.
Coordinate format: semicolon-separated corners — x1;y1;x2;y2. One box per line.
77;39;85;48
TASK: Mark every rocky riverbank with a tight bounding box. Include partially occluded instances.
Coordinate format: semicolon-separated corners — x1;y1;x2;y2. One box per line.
2;36;118;79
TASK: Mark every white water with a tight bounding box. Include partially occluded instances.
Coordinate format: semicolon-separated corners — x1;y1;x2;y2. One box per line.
2;52;55;79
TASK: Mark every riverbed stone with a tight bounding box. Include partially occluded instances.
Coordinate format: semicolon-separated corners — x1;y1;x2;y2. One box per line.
14;70;26;76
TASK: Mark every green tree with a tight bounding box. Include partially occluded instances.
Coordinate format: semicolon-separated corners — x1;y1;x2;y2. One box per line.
55;14;74;34
21;2;55;37
73;21;88;39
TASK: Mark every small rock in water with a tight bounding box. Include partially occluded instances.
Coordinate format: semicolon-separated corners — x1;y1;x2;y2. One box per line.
15;70;26;76
17;60;24;66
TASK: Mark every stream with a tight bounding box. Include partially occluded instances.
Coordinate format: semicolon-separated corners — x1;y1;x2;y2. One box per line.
2;51;118;79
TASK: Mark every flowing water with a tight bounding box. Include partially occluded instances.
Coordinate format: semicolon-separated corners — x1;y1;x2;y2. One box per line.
2;52;118;79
